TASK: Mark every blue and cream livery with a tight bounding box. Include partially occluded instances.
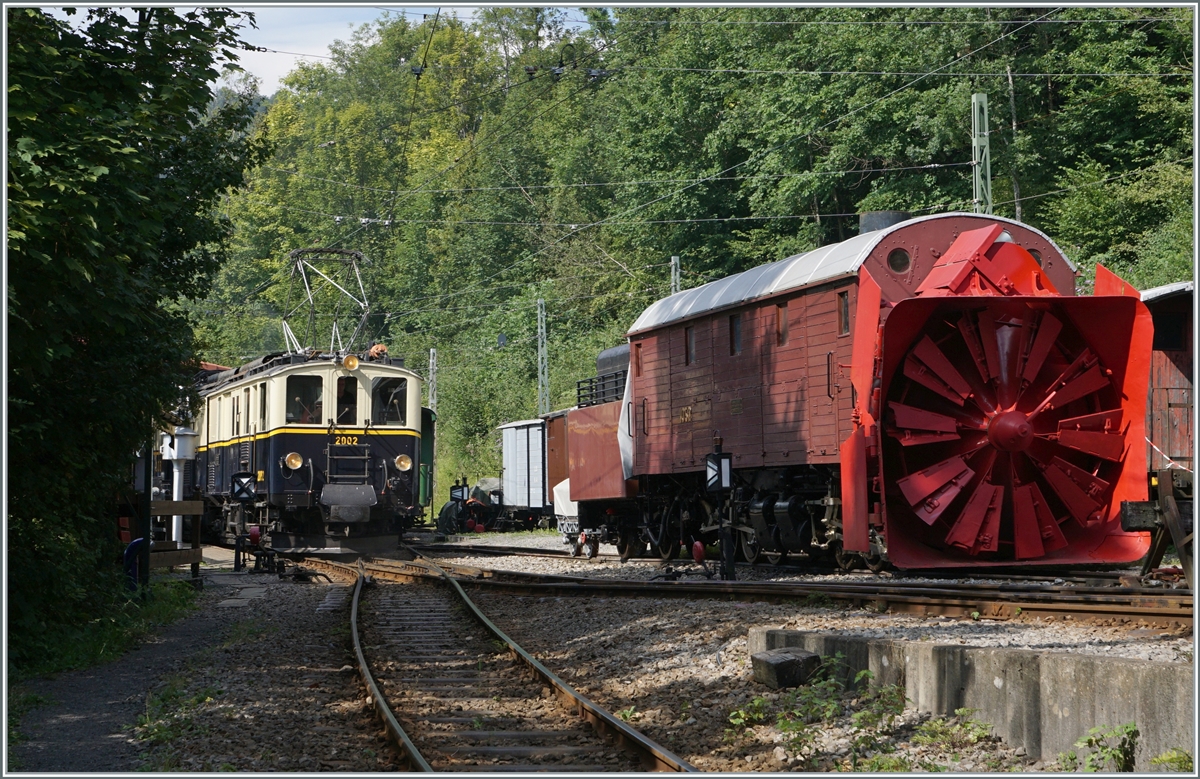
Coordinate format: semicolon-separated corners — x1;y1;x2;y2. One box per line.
194;350;434;553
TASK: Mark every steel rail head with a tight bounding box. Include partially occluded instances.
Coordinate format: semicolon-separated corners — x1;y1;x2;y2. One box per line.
413;555;699;773
349;570;434;772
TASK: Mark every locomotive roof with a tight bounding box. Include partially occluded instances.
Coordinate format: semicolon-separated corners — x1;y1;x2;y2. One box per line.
627;212;1074;335
1140;280;1193;303
197;351;414;396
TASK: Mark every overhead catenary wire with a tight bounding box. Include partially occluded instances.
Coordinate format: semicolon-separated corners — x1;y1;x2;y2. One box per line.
314;13;724;252
393;9;1065;305
260;161;974;197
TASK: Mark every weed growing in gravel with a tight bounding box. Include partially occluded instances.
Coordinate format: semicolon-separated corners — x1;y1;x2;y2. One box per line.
803;593;834;608
618;706;639;722
846;671;908;766
772;655;847;765
1151;748;1194;772
1075;722;1139;772
135;675;219;748
727;696;768;729
221;619;273;648
778;656;844;724
856;752;911;771
913;708;993;752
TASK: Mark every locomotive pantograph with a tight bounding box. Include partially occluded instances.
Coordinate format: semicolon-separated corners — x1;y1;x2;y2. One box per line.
193;248;435;554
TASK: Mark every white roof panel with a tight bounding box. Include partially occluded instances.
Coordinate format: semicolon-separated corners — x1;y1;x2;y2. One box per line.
497;419;543;431
1140;280;1193;303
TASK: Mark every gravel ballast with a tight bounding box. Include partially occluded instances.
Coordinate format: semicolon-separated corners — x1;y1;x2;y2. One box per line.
11;536;1192;773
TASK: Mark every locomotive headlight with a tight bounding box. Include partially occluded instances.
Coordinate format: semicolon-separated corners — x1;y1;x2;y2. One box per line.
341;354;360;371
284;451;304;470
394;454;413;471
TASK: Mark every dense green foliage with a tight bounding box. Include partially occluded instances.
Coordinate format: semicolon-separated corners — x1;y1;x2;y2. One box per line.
6;7;266;673
200;7;1191;490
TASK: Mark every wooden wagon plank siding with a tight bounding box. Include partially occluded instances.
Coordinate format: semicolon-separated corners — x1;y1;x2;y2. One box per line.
763;295;809;465
806;289;841;458
709;306;765;465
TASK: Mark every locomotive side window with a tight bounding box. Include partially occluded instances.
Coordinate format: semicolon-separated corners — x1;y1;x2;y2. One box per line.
776;303;789;346
242;387;250;434
729;313;742;355
685;326;695;365
373;378;408;425
286;375;323;424
232;393;240;437
838;291;850;335
336;377;358;425
258;382;267;429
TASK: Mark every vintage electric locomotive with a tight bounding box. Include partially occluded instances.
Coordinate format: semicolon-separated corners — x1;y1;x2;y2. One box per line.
194;348;435;553
557;211;1156;570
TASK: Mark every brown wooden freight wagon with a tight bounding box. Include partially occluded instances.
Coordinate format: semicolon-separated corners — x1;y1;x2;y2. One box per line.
1140;281;1194;473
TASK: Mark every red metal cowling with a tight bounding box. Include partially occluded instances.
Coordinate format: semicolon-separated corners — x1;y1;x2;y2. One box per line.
874;225;1153;568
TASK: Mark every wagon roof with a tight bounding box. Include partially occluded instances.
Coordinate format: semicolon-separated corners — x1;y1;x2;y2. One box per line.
627;212;1073;335
497;418;544;430
1140;280;1193;303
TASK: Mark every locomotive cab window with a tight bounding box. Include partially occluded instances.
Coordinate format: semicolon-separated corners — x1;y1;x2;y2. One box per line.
286;375;323;424
373;378;408;425
837;291;850;335
336;377;358;425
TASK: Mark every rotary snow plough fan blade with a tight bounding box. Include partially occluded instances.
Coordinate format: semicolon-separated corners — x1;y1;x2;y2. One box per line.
877;295;1152;569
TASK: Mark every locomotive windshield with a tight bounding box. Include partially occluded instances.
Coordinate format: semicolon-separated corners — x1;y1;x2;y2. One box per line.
336;377;358;425
373;378;407;425
286;375;323;424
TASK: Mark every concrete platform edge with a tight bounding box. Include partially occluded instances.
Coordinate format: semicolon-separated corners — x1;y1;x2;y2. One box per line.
747;627;1194;771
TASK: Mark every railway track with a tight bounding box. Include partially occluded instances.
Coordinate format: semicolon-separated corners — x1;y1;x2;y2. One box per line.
321;559;695;772
320;554;1192;628
405;541;1179;587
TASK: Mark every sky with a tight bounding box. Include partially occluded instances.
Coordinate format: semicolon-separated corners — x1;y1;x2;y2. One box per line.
230;6;449;95
41;5;597;96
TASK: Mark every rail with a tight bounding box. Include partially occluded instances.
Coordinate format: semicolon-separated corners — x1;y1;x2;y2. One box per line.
309;557;697;772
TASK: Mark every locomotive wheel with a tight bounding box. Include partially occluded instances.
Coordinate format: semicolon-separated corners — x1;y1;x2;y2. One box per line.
864;552;888;574
571;538;583;557
618;534;644;562
830;540;859;572
763;549;788;565
586;536;600;559
649;504;680;563
738;530;762;565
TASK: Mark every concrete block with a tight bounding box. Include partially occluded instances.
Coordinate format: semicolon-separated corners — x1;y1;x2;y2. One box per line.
751;648;822;689
745;627;1193;771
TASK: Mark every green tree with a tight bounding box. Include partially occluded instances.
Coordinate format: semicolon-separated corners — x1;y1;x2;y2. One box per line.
6;7;267;673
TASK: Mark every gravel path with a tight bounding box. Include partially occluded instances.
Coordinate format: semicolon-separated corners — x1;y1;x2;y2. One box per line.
10;568;402;773
11;585;237;772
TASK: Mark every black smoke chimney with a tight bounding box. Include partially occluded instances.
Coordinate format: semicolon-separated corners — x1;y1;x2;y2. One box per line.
859;210;912;233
